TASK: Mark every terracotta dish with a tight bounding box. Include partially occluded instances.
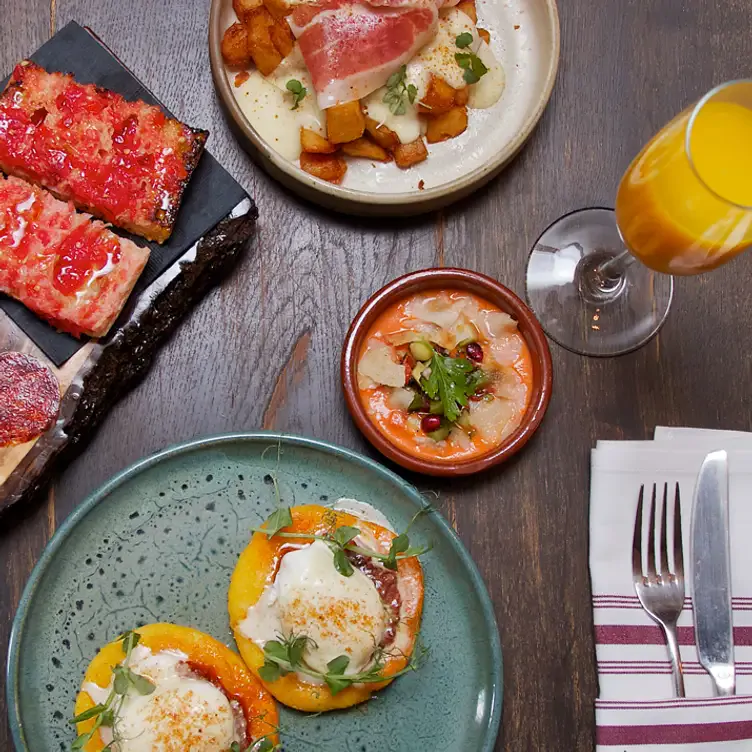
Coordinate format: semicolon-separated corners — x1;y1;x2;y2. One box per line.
341;268;552;475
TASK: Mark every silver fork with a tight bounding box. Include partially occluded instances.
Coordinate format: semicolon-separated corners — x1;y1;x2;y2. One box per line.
632;482;686;697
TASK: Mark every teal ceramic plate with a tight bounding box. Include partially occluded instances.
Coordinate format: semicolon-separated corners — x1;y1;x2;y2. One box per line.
8;433;502;751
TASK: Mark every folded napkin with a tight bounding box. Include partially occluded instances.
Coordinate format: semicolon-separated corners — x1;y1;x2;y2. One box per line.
591;428;752;750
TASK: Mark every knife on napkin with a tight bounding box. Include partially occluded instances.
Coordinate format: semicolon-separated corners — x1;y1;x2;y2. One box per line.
691;449;736;695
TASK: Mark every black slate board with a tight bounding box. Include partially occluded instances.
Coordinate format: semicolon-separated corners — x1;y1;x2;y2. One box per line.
0;21;246;366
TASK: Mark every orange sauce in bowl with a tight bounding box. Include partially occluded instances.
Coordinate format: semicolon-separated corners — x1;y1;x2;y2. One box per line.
357;290;534;462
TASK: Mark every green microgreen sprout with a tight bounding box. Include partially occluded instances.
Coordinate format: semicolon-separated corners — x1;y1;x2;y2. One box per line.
286;79;307;110
454;33;488;84
69;630;155;751
383;65;418;115
259;632;429;695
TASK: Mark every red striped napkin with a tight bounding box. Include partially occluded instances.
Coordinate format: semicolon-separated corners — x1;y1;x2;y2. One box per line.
591;428;752;750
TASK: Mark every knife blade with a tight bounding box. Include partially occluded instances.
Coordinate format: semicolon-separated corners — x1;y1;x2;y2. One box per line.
691;449;735;696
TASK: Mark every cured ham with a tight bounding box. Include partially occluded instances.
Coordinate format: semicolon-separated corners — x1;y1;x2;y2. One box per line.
0;174;150;338
0;62;207;243
290;0;439;108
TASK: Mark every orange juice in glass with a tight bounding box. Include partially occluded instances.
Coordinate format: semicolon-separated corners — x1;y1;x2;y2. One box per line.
526;80;752;357
616;85;752;275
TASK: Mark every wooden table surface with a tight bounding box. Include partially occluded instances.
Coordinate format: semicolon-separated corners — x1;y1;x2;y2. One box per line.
2;1;751;750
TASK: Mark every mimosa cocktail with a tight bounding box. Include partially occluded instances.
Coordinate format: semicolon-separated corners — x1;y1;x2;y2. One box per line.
525;80;752;357
616;100;752;275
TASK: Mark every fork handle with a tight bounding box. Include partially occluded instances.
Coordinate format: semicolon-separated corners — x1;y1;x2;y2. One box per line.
663;621;686;697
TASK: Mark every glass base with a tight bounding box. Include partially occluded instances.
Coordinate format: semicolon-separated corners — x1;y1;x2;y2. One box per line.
525;207;674;357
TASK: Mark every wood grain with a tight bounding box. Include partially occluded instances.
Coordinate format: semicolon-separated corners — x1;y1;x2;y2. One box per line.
2;0;752;750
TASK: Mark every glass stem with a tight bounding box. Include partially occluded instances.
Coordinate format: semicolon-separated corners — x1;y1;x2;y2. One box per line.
595;249;634;281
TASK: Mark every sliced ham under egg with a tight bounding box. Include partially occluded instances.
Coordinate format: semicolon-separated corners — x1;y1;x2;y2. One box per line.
289;0;439;108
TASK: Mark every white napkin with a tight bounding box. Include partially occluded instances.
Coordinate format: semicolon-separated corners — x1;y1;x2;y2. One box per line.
591;428;752;750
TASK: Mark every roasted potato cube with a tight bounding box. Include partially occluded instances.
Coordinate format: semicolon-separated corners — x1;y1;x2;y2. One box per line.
300;128;337;154
426;106;468;143
264;0;291;20
247;8;283;75
326;101;366;144
417;75;457;116
233;0;263;18
221;22;252;67
454;86;469;107
393;138;428;169
477;27;491;44
300;152;348;184
341;137;392;162
364;117;400;152
269;18;294;58
456;0;477;24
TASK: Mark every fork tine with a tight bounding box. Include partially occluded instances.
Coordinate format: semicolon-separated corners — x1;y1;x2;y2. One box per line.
632;485;644;576
673;483;684;579
660;483;669;576
646;484;657;578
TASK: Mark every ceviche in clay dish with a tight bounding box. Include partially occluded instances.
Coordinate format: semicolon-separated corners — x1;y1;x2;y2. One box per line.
342;269;553;475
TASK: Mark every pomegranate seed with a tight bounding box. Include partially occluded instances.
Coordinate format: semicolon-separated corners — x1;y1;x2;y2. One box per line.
421;414;442;433
465;342;483;362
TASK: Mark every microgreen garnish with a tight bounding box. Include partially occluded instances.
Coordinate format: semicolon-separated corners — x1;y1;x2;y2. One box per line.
69;630;155;751
455;31;473;48
455;51;488;85
252;508;432;575
383;65;418;116
286;79;307;110
260;632;429;695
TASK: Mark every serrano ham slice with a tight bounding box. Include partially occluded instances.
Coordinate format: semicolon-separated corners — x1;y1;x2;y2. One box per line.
0;174;149;338
290;0;438;108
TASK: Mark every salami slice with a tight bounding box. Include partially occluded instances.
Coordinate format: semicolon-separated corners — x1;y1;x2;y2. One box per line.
0;351;60;447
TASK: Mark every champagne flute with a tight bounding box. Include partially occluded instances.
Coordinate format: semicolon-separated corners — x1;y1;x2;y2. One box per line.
526;80;752;357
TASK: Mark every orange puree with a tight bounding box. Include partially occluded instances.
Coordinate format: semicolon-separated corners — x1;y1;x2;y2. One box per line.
358;289;533;462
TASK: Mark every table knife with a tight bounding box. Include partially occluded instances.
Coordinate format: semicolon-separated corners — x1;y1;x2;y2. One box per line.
691;449;735;695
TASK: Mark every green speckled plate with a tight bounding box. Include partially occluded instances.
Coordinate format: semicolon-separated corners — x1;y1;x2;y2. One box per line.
7;433;502;751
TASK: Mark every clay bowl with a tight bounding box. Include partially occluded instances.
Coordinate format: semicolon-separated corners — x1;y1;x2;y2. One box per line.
341;268;553;476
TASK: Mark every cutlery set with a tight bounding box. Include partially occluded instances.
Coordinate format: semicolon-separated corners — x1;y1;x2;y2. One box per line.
631;450;735;698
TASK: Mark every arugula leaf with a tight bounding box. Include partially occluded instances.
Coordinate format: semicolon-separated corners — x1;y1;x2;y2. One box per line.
421;353;476;422
455;31;473;48
333;525;360;547
455;51;489;85
262;507;293;538
324;674;353;695
331;546;354;577
286;79;307;110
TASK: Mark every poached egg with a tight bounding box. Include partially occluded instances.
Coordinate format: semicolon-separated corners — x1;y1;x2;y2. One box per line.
84;646;240;751
240;539;387;676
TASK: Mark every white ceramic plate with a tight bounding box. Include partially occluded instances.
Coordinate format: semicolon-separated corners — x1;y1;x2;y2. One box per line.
209;0;560;214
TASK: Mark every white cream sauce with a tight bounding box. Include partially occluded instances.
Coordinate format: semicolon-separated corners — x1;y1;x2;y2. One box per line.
333;498;396;532
234;45;325;161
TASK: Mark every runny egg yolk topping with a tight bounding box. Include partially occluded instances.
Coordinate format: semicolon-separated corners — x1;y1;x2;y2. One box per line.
83;647;240;751
240;540;387;676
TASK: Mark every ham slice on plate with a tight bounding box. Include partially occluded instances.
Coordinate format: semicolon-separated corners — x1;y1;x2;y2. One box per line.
290;0;440;108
